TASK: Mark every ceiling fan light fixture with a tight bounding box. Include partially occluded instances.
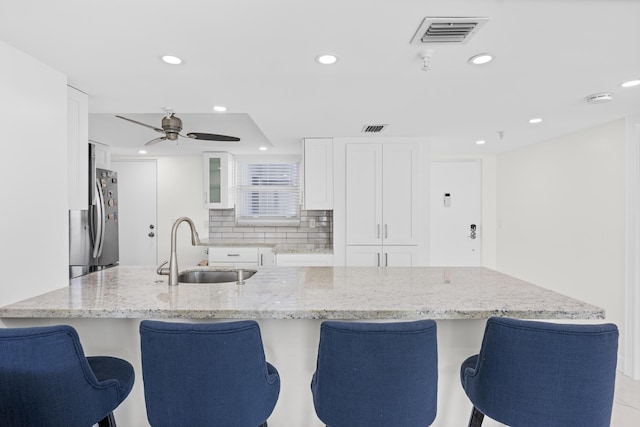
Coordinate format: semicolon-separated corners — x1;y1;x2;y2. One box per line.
621;79;640;88
468;53;494;65
213;105;227;112
316;54;338;65
161;55;182;65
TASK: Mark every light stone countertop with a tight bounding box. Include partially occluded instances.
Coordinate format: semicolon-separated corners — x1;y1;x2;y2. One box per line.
0;266;603;320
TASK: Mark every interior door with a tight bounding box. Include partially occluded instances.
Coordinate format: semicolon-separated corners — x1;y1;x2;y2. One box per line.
430;160;482;266
112;160;157;266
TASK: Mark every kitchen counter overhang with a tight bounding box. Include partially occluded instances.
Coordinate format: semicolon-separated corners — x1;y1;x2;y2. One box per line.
0;266;604;320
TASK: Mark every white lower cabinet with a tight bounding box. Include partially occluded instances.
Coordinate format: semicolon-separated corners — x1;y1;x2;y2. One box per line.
275;253;334;266
208;247;274;268
346;246;418;267
258;248;275;266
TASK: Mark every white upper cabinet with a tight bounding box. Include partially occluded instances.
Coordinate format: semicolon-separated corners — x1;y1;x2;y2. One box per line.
203;152;234;209
67;86;88;210
345;142;419;246
303;138;333;210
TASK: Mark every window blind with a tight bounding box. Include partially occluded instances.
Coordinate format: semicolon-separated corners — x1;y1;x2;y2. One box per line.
236;161;300;224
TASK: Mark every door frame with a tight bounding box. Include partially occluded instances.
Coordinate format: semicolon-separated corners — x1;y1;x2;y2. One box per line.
625;114;640;379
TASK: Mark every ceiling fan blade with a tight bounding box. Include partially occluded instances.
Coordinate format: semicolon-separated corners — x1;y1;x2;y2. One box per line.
144;136;167;146
186;132;241;142
116;115;165;134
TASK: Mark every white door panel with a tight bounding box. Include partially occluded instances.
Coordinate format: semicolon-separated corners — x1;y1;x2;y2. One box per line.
384;246;418;267
113;160;157;266
430;161;482;266
346;246;382;267
383;143;419;245
345;144;382;245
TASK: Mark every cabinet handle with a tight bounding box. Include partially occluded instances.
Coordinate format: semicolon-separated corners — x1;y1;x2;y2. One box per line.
385;253;388;267
260;253;264;266
377;224;381;239
384;224;388;239
227;253;241;257
377;253;380;267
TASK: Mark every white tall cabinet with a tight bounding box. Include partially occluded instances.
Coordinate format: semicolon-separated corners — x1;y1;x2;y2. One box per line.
344;142;421;266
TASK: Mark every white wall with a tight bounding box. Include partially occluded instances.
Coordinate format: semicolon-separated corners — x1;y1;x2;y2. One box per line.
0;40;68;308
496;120;626;345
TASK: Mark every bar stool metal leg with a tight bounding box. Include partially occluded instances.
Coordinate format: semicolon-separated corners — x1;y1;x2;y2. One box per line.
468;407;484;427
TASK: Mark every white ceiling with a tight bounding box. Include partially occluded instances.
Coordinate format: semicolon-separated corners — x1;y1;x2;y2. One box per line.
1;0;639;156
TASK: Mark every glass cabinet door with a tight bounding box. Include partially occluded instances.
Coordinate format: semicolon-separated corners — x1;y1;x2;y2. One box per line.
203;152;234;209
208;156;222;204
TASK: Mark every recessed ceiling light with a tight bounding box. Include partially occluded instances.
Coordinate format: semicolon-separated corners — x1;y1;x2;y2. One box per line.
161;55;182;65
316;54;338;65
259;146;268;151
529;118;543;124
213;105;227;112
138;150;147;154
468;53;494;65
475;140;486;145
621;79;640;88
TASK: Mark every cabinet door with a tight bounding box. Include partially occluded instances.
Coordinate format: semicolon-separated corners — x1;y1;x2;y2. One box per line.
204;152;234;209
67;86;88;210
275;253;334;266
382;246;418;267
346;246;382;267
382;143;419;245
345;144;383;245
303;138;333;210
258;248;275;266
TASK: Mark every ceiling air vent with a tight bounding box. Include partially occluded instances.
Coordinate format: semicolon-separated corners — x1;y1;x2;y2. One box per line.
362;124;388;134
411;17;489;45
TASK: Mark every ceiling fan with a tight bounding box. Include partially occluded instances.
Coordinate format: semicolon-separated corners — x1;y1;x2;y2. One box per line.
115;111;241;146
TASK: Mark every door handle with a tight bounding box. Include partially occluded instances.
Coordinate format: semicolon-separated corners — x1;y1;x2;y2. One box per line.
468;224;477;240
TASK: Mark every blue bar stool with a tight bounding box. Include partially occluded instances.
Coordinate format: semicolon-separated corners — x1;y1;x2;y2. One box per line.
311;319;438;427
460;317;619;427
139;320;280;427
0;325;134;427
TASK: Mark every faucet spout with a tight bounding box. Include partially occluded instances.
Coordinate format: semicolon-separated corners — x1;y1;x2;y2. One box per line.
158;216;202;286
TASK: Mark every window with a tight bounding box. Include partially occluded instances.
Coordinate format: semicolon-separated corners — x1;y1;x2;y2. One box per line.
236;159;300;225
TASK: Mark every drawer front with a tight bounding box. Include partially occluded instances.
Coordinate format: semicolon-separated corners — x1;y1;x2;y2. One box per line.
209;247;258;263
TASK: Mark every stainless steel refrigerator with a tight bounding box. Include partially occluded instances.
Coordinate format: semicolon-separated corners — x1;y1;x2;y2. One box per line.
69;145;119;278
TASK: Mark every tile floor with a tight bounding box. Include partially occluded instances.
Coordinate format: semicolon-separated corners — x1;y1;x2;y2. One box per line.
610;373;640;427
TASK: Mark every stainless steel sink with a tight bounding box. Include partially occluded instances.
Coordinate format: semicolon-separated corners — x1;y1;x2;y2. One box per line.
178;269;257;284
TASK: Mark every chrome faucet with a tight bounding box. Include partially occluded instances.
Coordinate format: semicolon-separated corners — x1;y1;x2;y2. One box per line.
157;216;202;286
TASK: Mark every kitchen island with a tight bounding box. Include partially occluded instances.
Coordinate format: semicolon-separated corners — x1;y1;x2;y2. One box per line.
0;266;604;426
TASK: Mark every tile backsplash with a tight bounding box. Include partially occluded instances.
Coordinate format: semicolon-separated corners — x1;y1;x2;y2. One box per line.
208;209;333;251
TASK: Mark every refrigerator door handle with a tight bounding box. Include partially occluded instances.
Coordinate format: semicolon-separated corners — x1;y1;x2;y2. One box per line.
92;180;105;258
